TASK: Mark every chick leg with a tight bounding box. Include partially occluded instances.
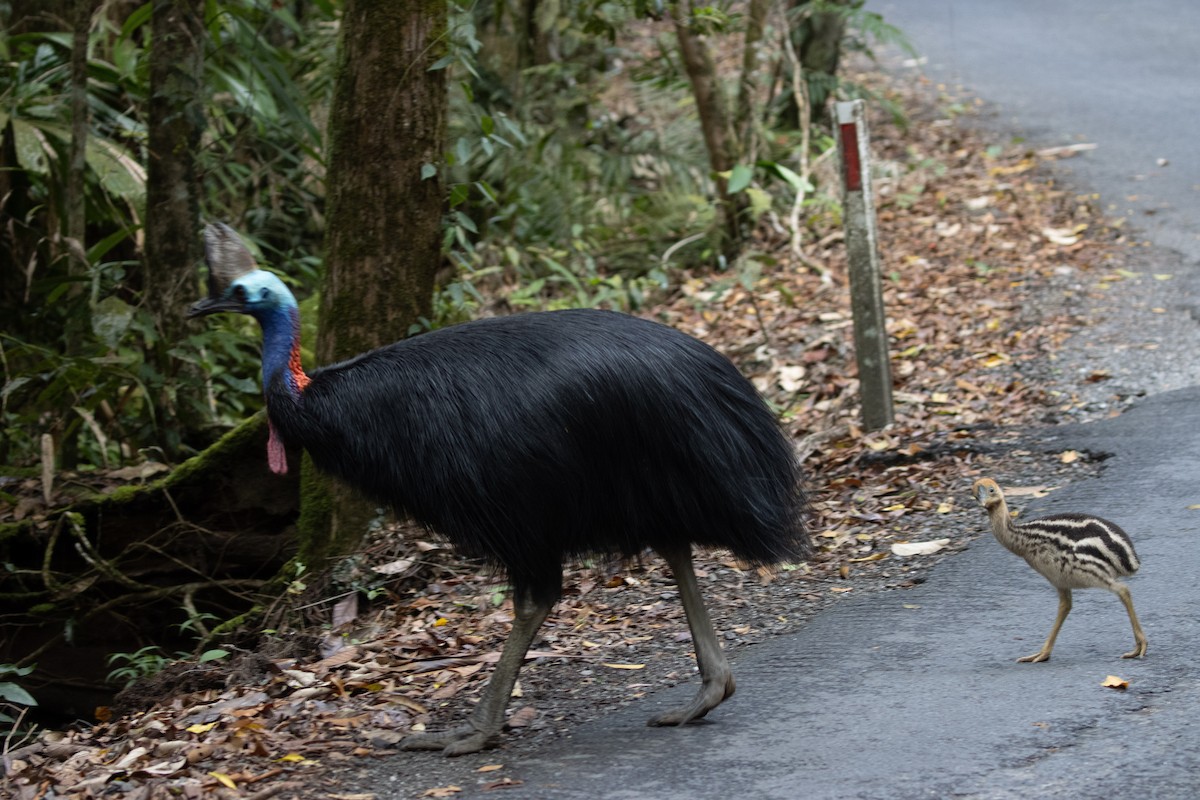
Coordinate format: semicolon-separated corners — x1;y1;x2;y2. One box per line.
647;543;736;726
1115;584;1148;659
1018;587;1071;663
401;578;557;756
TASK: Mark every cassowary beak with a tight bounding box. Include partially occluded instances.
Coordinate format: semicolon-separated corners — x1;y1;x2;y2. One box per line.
187;294;243;318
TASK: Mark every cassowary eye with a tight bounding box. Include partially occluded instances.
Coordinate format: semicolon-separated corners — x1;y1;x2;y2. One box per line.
233;285;247;302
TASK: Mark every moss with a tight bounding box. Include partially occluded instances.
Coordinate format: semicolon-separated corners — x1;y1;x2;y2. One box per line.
207;608;259;640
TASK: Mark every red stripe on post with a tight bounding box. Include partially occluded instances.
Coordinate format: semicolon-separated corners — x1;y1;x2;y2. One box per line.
840;122;862;191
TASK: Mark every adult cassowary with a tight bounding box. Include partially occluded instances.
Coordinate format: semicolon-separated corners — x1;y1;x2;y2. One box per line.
189;223;809;755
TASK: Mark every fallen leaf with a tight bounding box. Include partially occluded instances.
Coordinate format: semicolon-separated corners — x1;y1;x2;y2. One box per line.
477;764;505;773
186;722;218;734
1060;450;1079;464
891;539;951;557
372;558;415;575
209;771;238;790
776;365;807;392
1036;142;1096;158
1005;485;1054;498
847;552;887;563
602;663;646;670
482;778;525;790
1042;227;1079;246
1101;675;1129;690
506;706;537;728
110;746;149;771
422;786;462;798
936;502;954;513
134;759;187;778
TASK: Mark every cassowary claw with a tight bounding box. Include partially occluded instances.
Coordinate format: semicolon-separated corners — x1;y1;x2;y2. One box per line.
400;725;501;756
647;671;736;727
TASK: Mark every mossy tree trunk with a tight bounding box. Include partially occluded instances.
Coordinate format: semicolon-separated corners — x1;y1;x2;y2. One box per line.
298;0;448;572
144;0;207;456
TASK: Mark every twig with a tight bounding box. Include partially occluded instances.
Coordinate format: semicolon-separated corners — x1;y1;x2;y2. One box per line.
660;232;707;268
746;290;776;355
65;514;156;592
778;10;832;282
40;433;55;506
1;704;34;758
41;516;66;596
181;587;210;639
72;406;110;469
245;781;303;800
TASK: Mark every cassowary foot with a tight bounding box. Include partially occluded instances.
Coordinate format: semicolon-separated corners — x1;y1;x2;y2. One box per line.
1121;640;1148;659
399;725;501;756
647;671;736;727
1016;650;1052;663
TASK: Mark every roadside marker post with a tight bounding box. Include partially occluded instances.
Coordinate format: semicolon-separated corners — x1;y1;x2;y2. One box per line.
835;99;894;431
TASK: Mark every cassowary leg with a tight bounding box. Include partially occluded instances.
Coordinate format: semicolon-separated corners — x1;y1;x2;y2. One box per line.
1115;584;1148;659
1018;587;1072;663
648;543;736;727
400;579;557;756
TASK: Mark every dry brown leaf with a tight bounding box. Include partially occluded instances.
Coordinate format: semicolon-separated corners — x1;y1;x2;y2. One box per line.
505;706;537;728
1101;675;1129;690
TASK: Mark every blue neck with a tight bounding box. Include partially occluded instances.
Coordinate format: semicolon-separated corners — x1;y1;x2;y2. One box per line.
258;305;301;395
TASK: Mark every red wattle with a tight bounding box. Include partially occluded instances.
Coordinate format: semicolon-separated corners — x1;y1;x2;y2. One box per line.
267;420;288;475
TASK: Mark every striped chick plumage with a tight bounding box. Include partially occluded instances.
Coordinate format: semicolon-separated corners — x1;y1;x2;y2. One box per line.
973;478;1147;662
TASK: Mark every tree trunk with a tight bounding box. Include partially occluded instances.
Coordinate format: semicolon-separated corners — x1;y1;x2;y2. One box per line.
736;0;772;162
782;0;853;128
299;0;447;572
144;0;206;455
671;0;747;259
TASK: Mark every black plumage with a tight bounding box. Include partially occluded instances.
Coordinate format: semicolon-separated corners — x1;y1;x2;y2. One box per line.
190;224;809;755
270;310;807;597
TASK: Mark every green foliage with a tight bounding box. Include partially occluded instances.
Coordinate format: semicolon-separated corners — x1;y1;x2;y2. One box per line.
199;648;230;663
1;0;906;469
0;3;335;468
106;646;184;688
0;663;37;708
432;0;726;321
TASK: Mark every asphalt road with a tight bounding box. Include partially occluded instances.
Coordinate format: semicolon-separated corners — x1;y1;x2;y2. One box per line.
478;393;1200;799
875;0;1200;262
362;3;1200;797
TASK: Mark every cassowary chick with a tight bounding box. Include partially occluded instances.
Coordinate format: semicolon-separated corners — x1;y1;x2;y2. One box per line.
973;478;1147;662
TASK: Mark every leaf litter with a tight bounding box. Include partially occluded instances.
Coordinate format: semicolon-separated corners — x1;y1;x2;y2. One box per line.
1;67;1160;800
